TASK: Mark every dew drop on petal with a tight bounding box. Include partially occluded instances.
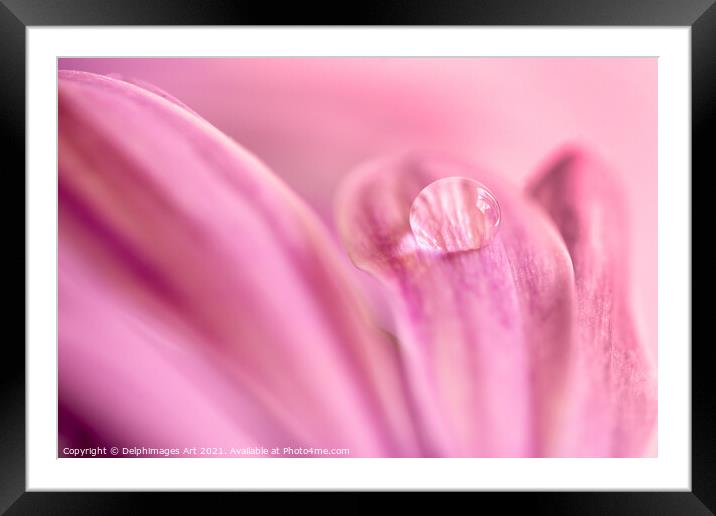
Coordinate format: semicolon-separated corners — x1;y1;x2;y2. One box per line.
409;177;501;253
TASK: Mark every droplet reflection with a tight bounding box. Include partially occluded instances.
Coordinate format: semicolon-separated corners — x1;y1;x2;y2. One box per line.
409;177;501;253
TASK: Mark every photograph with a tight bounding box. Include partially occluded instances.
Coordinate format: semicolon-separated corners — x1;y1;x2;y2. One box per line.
57;57;658;459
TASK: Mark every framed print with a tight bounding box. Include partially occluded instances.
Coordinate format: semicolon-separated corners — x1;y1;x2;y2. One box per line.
3;0;709;512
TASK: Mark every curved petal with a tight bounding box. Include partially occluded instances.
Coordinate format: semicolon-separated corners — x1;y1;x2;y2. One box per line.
336;152;578;456
59;246;262;452
58;71;419;456
529;148;657;456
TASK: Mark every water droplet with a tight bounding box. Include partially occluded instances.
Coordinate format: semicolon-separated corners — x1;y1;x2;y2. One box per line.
409;177;501;252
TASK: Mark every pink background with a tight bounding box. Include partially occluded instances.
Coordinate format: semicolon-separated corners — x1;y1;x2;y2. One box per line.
58;58;657;354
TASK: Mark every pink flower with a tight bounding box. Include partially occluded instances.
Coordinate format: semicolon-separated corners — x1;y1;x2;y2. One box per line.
58;68;656;457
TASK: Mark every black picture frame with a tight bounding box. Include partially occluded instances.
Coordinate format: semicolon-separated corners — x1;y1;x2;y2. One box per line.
2;0;708;512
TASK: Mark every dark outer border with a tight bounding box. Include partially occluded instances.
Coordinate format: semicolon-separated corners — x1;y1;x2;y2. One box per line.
2;0;709;512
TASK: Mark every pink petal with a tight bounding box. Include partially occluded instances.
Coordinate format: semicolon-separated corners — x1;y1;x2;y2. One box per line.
59;71;419;456
529;148;657;456
104;72;203;117
59;245;261;452
336;152;578;456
